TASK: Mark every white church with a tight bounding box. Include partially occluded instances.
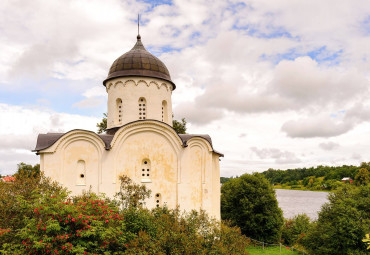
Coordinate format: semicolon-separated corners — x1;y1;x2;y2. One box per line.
34;33;222;219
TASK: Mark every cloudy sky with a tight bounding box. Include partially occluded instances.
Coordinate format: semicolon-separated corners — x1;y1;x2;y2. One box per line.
1;0;370;177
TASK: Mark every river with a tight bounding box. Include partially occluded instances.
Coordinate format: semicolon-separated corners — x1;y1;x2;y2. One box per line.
275;189;329;220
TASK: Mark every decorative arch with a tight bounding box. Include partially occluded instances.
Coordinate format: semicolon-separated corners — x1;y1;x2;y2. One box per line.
149;80;159;89
137;80;149;87
113;80;124;88
124;79;136;87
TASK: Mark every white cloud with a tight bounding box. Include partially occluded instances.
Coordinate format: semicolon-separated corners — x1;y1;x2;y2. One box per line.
250;147;301;164
0;103;100;174
1;0;370;177
319;142;340;151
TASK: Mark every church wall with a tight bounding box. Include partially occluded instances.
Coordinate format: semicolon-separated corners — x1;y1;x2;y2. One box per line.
38;124;221;220
212;154;221;220
110;123;180;209
106;77;173;129
178;138;220;219
38;131;106;196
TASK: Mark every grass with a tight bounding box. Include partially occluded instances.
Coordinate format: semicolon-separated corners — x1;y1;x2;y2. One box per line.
246;246;302;255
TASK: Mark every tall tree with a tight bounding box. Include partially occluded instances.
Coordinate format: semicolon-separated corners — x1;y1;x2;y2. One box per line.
221;173;283;243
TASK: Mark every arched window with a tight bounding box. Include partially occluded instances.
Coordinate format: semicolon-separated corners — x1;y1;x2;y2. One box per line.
138;97;146;120
141;159;151;179
116;98;122;124
155;193;162;207
76;160;86;185
162;100;168;122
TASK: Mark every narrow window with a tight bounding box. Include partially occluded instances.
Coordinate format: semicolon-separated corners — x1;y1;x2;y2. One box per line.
162;100;168;122
116;98;122;124
138;97;146;120
155;193;162;208
76;160;86;185
141;158;151;181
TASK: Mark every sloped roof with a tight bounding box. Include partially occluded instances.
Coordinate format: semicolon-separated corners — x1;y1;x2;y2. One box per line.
34;121;223;157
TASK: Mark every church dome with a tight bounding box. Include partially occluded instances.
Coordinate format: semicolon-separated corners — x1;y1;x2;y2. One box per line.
103;35;176;89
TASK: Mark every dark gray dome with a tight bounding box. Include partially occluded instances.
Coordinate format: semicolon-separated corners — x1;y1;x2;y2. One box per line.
103;35;175;89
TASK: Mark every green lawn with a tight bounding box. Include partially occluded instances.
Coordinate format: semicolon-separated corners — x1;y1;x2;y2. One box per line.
246;246;302;255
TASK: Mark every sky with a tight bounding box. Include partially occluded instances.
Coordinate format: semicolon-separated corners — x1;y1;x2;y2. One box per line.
1;0;370;177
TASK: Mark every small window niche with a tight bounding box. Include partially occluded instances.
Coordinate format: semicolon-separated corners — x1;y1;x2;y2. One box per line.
138;97;147;120
155;193;162;208
76;160;86;186
141;158;151;183
116;98;122;124
162;100;168;123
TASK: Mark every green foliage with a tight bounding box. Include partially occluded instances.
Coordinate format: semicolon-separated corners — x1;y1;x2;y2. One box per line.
355;168;370;186
262;163;368;190
0;171;249;254
96;113;107;134
4;192;130;254
172;118;187;134
220;177;231;184
281;214;310;246
0;170;66;234
115;175;151;209
16;162;40;178
221;173;283;243
302;184;370;254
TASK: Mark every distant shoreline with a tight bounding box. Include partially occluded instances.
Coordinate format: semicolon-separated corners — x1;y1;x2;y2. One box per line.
273;187;330;192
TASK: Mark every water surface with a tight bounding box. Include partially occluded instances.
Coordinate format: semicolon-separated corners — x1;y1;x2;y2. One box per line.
275;189;329;220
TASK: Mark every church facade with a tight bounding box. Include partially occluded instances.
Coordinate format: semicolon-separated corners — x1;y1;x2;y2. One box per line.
34;34;222;219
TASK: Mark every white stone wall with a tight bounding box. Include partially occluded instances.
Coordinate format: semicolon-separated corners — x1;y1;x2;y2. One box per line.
39;121;221;220
105;77;174;129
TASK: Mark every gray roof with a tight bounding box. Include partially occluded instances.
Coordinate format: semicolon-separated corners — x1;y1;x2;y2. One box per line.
34;125;223;157
33;131;114;152
103;35;176;89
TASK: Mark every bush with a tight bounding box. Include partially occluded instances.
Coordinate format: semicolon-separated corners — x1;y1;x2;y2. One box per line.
302;184;370;254
221;173;283;243
281;214;311;246
0;172;249;254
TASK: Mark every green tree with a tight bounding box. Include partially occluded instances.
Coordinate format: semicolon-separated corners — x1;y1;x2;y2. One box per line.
115;175;151;209
302;184;370;254
16;162;40;177
221;173;283;243
96;113;107;134
172;118;187;134
355;168;370;186
281;214;311;246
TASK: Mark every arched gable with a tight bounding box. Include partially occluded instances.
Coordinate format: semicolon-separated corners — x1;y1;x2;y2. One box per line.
110;121;183;187
110;120;183;153
37;129;106;154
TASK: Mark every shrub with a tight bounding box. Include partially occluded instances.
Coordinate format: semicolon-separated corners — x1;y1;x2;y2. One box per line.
302;184;370;254
221;173;283;243
0;172;249;254
281;214;311;246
